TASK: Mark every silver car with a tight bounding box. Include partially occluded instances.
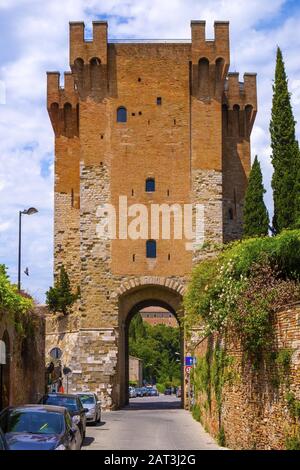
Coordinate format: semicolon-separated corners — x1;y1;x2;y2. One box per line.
76;392;101;425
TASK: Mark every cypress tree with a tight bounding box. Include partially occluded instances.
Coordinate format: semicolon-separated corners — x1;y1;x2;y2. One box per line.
294;166;300;228
243;156;269;238
270;47;300;233
46;265;78;315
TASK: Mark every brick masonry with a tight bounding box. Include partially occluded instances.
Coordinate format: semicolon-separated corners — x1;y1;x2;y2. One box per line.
191;304;300;450
45;20;257;409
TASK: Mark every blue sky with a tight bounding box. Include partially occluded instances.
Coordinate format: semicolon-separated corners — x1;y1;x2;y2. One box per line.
0;0;300;302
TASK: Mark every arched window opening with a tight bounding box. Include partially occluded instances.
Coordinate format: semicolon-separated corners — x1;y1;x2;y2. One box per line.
117;106;127;123
90;57;101;89
64;102;73;137
233;104;241;136
245;105;253;136
50;103;60;133
146;240;156;258
145;178;155;192
74;58;84;71
222;104;229;136
215;57;225;82
198;58;209;97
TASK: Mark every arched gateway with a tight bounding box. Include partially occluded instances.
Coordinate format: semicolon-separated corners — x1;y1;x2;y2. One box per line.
45;20;257;409
118;279;184;407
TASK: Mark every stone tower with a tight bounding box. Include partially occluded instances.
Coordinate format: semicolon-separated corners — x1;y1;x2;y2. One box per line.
46;20;257;409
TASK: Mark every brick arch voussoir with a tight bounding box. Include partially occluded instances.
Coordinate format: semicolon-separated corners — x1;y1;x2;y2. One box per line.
116;277;185;297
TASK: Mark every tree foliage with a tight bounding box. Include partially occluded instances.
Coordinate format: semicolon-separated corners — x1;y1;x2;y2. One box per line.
270;47;300;233
184;230;300;357
243;156;269;238
129;314;181;386
46;265;78;315
0;264;33;315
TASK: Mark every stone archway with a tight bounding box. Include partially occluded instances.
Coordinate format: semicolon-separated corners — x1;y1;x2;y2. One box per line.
117;280;185;409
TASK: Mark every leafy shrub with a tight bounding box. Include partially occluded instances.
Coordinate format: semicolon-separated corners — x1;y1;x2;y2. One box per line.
217;426;226;447
286;391;300;419
192;404;202;423
0;264;33;316
285;433;300;450
184;230;300;357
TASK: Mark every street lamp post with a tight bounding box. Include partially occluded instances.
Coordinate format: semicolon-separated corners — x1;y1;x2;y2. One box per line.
18;207;38;291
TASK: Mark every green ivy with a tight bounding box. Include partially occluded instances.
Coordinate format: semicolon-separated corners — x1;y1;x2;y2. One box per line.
286;391;300;420
0;265;33;337
217;426;226;447
184;230;300;358
285;433;300;450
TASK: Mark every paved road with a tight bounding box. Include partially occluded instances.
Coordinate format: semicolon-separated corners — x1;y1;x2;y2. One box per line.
82;395;220;450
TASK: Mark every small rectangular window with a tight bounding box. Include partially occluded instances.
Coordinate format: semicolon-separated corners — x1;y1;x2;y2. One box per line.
156;97;162;105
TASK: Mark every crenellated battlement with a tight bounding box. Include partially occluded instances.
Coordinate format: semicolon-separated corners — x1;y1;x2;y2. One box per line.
191;21;230;65
224;72;257;110
47;71;78;108
222;73;257;139
47;72;79;138
69;21;108;66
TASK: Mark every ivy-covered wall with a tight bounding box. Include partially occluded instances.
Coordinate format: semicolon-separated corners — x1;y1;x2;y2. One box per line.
184;231;300;449
0;266;46;408
191;305;300;449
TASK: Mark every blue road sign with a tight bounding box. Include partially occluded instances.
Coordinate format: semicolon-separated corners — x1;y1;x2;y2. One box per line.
185;356;193;366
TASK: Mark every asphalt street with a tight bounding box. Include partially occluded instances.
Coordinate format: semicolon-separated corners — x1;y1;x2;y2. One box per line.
82;395;221;450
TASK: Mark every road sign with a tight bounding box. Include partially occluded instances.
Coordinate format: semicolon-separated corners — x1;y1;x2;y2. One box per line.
185;366;192;375
185;356;193;366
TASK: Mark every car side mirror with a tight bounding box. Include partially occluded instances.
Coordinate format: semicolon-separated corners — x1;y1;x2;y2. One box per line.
83;408;89;413
72;415;80;425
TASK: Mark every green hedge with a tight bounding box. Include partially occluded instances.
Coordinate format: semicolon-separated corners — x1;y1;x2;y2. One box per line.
0;264;33;314
184;230;300;356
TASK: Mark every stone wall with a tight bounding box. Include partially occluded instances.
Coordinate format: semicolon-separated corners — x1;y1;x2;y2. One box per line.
0;306;46;409
191;304;300;450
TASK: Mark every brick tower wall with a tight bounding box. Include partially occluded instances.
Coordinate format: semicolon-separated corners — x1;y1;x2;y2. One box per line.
46;20;257;409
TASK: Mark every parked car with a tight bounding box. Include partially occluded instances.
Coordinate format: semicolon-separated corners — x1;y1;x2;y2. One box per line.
141;387;150;396
135;388;144;397
75;392;101;425
39;393;87;442
164;387;172;395
129;387;137;398
0;405;81;450
148;387;159;397
0;428;9;450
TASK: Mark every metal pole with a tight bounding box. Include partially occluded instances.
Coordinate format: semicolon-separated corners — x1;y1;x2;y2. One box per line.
18;211;22;291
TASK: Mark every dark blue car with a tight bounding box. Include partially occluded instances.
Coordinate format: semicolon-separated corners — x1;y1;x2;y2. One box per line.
0;428;9;450
0;405;81;450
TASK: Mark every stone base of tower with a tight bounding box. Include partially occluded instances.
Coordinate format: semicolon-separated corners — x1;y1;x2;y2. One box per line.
46;319;119;410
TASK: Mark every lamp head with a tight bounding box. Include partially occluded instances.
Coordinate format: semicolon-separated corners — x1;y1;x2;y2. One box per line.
23;207;38;215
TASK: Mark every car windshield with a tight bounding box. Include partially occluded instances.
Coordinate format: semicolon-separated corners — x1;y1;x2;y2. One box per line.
42;396;79;412
78;394;95;405
5;411;64;435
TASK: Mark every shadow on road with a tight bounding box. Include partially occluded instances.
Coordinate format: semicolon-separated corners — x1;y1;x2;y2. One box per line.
125;397;182;411
82;436;95;447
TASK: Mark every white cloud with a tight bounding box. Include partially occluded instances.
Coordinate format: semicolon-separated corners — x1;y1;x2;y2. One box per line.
0;0;299;301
